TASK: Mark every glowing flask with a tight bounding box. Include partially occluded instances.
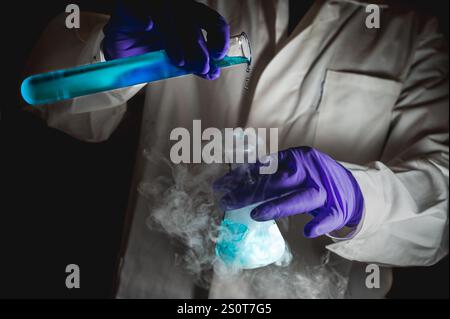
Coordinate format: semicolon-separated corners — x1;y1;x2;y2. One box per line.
216;202;286;269
21;33;251;105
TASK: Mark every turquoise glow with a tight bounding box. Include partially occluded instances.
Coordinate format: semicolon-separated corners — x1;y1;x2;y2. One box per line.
216;202;286;270
21;51;249;105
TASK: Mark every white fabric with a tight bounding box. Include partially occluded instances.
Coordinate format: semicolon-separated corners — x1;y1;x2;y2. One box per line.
28;0;448;298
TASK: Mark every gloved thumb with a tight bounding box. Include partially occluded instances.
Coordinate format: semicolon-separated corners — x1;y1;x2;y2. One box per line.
250;188;326;221
304;207;342;238
194;2;230;60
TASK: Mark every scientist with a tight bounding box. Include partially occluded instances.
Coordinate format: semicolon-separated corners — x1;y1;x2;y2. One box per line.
27;0;448;298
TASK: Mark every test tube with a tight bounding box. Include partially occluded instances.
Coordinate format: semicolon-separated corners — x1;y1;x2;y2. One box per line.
21;33;251;106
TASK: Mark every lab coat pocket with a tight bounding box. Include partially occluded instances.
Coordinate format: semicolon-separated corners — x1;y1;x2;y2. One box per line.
314;70;402;164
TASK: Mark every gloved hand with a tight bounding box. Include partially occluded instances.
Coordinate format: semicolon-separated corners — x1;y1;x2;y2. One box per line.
214;147;364;238
102;0;230;80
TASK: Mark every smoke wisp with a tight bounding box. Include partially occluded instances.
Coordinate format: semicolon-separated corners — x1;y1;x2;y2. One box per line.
138;149;349;298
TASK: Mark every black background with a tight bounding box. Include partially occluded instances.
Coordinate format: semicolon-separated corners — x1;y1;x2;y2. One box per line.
1;0;448;298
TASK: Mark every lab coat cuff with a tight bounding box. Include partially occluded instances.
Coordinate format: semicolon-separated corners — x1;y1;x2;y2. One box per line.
326;219;363;241
325;163;386;259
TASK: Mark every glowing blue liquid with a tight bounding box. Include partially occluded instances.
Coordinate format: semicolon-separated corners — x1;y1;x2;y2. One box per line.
21;51;249;105
216;202;286;270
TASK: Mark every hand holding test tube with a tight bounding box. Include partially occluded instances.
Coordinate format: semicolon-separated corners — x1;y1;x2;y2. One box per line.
21;33;251;105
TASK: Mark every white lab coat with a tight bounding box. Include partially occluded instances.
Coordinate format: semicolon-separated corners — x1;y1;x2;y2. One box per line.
26;0;448;298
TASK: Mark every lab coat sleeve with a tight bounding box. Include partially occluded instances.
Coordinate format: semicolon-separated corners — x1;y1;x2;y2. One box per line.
327;17;449;267
29;13;145;143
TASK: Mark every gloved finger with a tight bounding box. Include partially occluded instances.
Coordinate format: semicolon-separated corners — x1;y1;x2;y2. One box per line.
180;28;211;74
304;207;343;238
197;63;221;80
165;35;186;67
214;149;308;209
133;31;165;50
194;2;230;60
215;163;273;209
217;172;301;210
108;30;165;58
214;149;304;192
213;162;262;192
219;181;264;210
250;188;326;221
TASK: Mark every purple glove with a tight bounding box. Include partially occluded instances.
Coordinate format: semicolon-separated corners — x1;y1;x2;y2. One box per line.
214;147;364;238
102;0;230;80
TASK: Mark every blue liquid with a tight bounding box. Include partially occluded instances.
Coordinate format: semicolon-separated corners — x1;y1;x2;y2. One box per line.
21;51;249;105
216;203;286;270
